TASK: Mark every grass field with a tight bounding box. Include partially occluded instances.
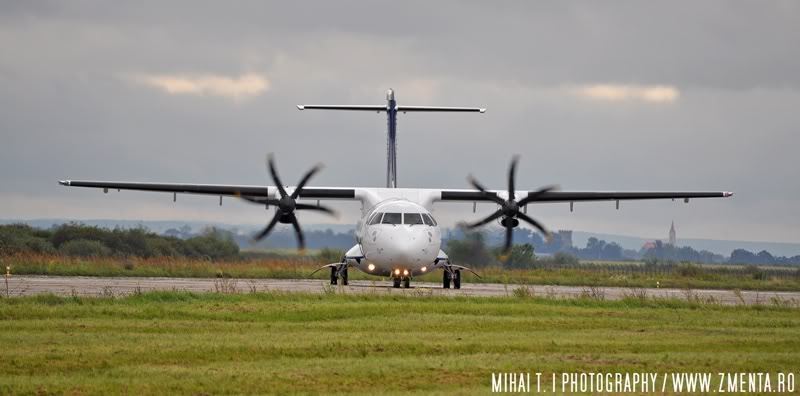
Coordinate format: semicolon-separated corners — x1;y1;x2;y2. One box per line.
4;253;800;292
0;292;798;394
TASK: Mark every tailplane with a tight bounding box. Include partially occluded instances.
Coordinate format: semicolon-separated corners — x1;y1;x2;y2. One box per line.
298;89;485;188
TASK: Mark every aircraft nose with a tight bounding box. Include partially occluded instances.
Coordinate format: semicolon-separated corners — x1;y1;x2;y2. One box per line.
374;226;432;265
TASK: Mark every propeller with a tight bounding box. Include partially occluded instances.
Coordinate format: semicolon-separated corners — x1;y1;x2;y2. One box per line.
247;154;337;251
465;155;558;254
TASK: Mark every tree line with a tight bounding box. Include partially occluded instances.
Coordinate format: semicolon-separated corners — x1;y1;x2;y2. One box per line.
444;227;799;267
3;222;797;267
0;223;239;260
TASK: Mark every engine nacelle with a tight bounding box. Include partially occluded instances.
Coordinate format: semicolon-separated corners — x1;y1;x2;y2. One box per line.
500;217;519;228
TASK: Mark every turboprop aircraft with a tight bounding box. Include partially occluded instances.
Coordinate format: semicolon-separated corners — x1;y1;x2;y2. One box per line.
59;89;733;289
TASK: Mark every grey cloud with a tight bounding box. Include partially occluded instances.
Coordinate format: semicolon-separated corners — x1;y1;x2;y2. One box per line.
0;1;798;242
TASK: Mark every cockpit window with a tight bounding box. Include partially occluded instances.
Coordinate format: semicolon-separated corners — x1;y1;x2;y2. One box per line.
369;212;384;225
381;212;402;225
424;214;438;226
404;213;423;225
421;214;433;226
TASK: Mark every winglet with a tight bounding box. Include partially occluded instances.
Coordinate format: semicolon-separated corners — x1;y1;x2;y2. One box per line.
296;105;305;110
723;191;734;197
479;108;486;113
59;180;70;186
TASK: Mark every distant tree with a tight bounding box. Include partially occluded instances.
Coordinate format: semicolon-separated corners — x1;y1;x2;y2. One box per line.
59;239;111;257
502;244;535;269
552;251;580;265
446;227;496;267
0;224;56;255
730;249;757;264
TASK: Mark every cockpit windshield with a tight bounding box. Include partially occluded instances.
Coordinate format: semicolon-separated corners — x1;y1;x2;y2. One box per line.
368;212;383;225
404;213;423;225
425;214;438;226
422;214;433;226
370;211;435;226
381;212;402;225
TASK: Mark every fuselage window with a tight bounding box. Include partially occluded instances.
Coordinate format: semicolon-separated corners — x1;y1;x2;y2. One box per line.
369;212;384;225
421;214;433;226
381;212;402;225
404;213;423;225
425;214;438;226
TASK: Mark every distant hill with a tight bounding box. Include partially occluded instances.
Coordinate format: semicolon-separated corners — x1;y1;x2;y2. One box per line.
571;231;800;258
4;219;799;257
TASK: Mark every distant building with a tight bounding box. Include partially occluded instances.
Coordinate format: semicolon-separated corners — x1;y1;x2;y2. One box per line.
668;221;677;246
641;241;656;251
558;230;573;248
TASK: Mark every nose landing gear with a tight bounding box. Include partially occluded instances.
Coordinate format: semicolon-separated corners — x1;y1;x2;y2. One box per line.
392;276;411;288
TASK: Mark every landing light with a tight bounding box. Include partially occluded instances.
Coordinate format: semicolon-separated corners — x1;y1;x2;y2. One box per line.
403;269;409;276
368;264;375;271
394;269;401;275
421;267;427;272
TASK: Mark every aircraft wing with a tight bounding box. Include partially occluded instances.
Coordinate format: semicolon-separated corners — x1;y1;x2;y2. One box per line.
58;180;357;200
58;180;732;207
437;189;733;203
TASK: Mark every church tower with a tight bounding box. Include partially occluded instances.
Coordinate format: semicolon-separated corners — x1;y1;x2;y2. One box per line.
668;221;676;246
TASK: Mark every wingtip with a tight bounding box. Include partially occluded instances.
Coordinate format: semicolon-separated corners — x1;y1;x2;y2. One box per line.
479;108;486;113
296;105;305;110
724;191;734;197
58;180;70;186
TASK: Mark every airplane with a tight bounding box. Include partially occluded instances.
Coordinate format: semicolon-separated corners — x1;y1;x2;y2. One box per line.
59;89;733;289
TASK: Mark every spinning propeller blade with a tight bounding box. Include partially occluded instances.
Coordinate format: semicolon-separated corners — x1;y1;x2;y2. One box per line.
465;156;556;255
245;154;337;250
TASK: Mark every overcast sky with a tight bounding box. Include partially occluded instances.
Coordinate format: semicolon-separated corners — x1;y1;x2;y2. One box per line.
1;1;798;243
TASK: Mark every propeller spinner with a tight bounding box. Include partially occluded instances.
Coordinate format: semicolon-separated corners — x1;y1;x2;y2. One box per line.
466;156;557;254
245;154;337;250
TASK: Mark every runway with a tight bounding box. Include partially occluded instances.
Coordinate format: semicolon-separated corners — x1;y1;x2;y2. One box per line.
4;275;799;305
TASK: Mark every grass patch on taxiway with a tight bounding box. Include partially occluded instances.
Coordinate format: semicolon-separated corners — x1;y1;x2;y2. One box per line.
0;291;798;394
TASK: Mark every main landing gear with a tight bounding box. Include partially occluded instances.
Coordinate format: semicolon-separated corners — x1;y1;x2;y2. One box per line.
439;261;480;290
442;267;461;289
329;264;349;286
310;261;353;285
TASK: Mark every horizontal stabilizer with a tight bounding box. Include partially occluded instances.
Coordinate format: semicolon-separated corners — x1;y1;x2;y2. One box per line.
396;105;485;113
297;104;387;111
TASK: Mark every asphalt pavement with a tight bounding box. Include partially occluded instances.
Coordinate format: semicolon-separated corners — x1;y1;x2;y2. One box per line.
3;275;798;306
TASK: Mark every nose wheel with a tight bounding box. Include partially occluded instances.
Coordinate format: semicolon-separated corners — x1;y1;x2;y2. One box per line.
392;276;411;288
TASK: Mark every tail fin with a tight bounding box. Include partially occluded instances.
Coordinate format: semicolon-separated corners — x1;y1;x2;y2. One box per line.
298;89;485;188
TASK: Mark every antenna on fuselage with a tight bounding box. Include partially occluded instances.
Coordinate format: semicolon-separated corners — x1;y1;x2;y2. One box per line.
297;89;485;188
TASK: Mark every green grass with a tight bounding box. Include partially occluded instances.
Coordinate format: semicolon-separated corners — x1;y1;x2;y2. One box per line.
4;253;800;291
0;292;798;394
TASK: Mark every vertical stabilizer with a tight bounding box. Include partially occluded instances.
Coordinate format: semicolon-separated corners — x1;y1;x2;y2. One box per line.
298;90;485;188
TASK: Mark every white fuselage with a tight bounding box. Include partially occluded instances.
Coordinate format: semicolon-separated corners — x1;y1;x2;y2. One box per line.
352;198;442;278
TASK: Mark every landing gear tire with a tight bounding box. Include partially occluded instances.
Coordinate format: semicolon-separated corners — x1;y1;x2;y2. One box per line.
453;270;462;290
403;277;411;289
393;277;401;288
330;266;337;285
443;270;451;289
341;268;349;286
